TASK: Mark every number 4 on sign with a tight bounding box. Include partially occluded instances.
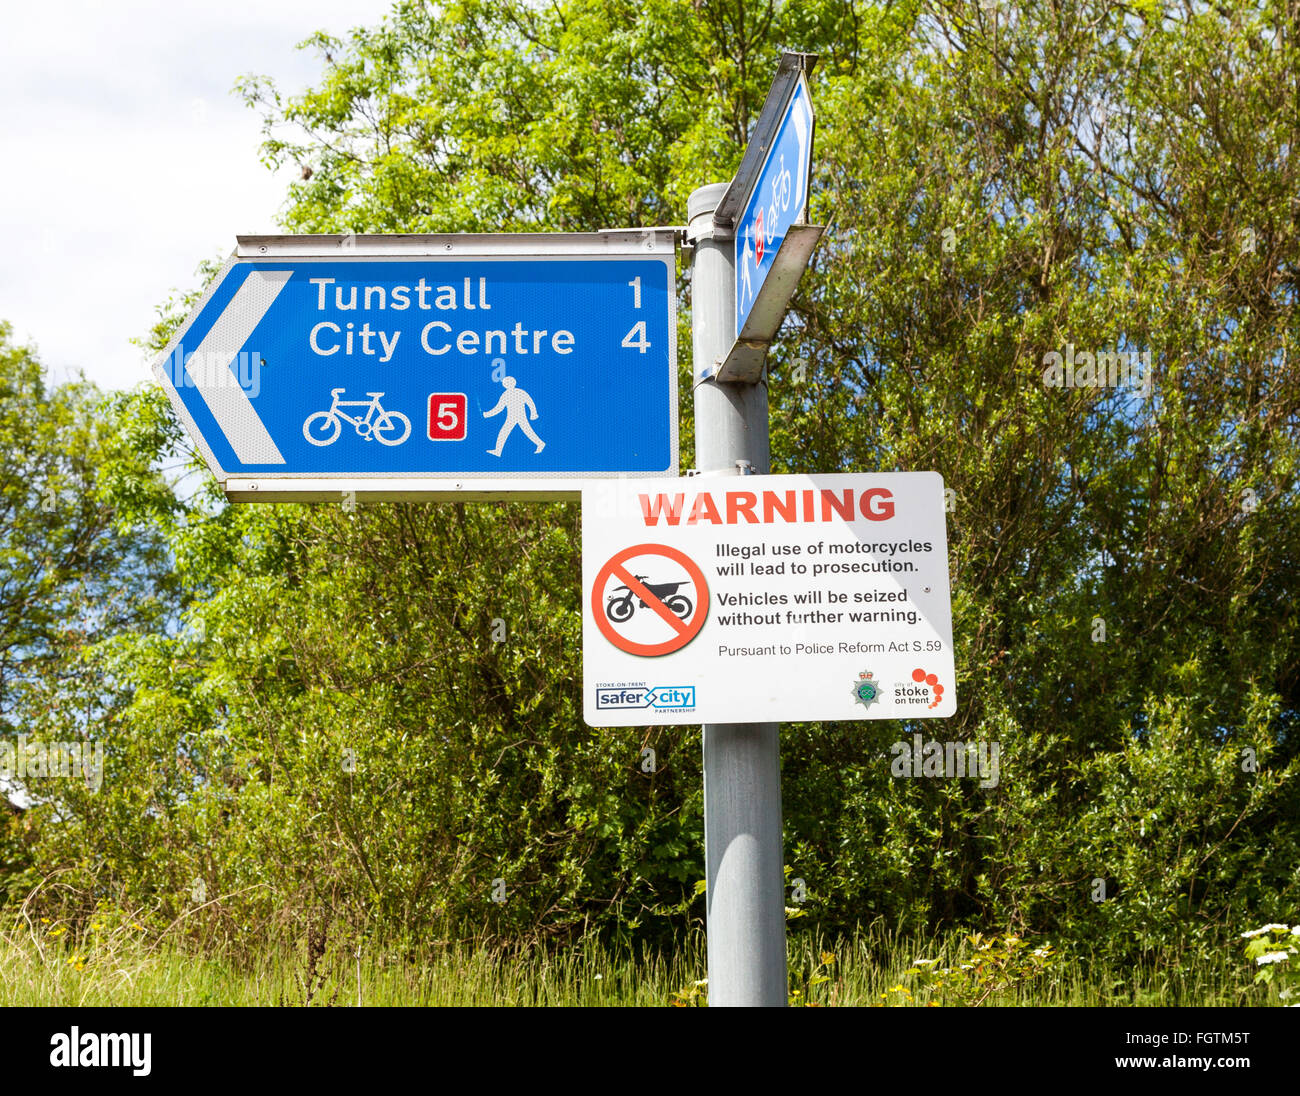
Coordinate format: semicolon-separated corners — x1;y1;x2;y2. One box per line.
622;322;650;353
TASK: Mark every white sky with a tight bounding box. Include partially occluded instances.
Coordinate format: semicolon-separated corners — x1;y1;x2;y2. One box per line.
0;0;396;391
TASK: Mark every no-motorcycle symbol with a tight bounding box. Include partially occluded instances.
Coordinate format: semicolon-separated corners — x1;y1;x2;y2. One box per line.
591;544;709;657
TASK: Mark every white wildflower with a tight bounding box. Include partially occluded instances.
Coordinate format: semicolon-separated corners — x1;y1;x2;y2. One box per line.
1255;951;1290;965
1241;924;1288;938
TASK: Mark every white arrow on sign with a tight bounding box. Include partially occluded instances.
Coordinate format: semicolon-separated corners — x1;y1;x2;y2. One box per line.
183;269;290;465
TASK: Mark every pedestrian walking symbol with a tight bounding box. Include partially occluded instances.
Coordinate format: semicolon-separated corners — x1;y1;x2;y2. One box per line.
591;544;709;657
484;374;544;456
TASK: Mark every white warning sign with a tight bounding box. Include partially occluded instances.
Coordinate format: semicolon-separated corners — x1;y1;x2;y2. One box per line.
581;471;956;726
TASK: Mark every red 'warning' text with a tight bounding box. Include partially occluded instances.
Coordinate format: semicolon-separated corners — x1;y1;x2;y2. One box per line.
639;488;896;526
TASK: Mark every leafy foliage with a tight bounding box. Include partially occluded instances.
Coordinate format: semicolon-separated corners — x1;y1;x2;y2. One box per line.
1242;922;1300;1004
0;323;177;903
3;0;1298;974
907;932;1058;1006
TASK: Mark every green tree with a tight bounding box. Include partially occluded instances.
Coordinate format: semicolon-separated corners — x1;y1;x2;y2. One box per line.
0;322;176;903
33;0;899;951
776;0;1300;955
21;0;1300;969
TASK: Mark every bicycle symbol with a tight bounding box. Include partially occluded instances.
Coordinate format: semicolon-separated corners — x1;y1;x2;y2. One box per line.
302;388;412;446
753;155;794;269
772;153;792;214
605;576;694;623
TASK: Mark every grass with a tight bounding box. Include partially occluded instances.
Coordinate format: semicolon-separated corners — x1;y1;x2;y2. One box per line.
0;914;1278;1007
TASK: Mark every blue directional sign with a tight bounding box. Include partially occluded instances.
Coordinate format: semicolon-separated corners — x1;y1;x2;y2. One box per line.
734;75;814;338
153;234;677;497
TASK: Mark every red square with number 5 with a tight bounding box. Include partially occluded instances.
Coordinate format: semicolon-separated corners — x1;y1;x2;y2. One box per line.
427;393;467;441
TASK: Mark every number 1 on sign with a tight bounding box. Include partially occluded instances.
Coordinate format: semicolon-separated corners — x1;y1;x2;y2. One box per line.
628;276;641;308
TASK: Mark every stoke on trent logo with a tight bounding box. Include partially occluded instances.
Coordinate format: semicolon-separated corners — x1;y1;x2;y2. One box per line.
852;670;881;710
897;667;945;710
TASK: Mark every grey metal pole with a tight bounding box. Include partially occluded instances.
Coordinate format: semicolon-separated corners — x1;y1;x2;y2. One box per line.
687;182;787;1007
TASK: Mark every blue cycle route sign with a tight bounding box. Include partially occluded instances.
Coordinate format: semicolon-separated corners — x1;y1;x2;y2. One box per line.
153;233;678;498
734;75;814;339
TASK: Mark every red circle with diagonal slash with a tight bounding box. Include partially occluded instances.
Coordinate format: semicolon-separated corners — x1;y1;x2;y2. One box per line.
591;543;709;657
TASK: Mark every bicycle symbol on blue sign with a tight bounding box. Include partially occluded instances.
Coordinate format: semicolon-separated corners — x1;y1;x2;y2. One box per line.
302;388;412;446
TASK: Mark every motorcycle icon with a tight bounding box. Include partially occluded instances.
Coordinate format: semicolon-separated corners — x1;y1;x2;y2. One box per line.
605;576;693;623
